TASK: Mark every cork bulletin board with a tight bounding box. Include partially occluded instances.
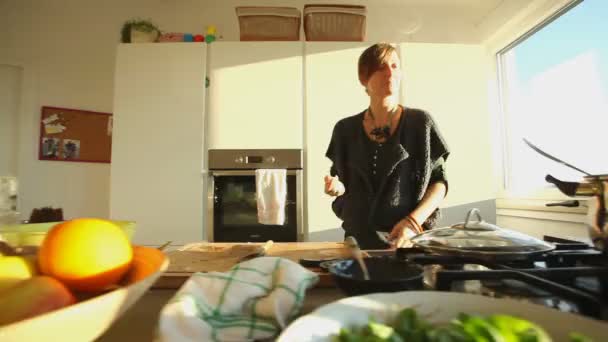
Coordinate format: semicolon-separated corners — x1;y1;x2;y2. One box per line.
38;106;112;163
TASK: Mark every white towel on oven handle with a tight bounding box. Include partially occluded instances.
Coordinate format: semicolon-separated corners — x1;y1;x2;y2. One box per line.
255;169;287;225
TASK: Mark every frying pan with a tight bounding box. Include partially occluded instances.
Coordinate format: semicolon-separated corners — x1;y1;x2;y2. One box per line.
325;256;423;296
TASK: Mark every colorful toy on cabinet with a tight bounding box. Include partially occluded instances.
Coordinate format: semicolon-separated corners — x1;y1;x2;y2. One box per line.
205;25;217;43
158;32;206;43
183;33;194;42
158;32;184;42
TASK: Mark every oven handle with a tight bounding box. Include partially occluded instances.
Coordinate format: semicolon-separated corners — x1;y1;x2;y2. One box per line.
210;170;301;176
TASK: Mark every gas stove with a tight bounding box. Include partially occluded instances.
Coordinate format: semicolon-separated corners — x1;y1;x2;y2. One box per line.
395;236;608;320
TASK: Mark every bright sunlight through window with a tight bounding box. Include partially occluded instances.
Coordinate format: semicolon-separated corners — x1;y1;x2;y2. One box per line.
498;0;607;197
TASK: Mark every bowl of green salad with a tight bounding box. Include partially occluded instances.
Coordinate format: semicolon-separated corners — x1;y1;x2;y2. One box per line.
278;291;607;342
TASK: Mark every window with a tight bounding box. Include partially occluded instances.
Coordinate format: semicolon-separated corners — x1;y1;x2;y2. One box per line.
498;0;607;197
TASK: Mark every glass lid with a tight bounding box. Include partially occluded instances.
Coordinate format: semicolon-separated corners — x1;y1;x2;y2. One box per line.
411;209;555;254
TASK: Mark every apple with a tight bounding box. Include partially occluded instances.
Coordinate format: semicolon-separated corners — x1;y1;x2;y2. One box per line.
0;276;76;326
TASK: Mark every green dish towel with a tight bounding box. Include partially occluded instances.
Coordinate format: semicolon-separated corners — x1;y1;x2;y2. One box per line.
158;256;319;342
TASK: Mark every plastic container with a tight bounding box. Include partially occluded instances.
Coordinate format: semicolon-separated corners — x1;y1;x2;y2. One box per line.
236;6;301;41
303;4;366;41
0;220;136;247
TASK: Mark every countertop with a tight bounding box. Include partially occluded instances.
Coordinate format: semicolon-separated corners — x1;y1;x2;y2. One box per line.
97;287;345;342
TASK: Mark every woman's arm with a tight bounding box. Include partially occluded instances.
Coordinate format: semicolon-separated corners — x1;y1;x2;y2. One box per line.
388;181;447;246
388;111;450;247
409;181;447;226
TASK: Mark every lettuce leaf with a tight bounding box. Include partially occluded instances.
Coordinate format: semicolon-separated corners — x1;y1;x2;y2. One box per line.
332;307;592;342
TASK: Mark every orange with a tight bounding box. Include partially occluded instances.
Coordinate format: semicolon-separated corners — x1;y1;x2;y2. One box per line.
121;246;166;285
38;218;133;292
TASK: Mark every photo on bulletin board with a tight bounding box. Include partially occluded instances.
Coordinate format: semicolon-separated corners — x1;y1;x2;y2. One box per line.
38;106;113;163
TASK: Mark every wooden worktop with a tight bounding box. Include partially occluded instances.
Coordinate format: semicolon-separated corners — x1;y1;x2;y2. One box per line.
156;242;352;289
101;243;394;340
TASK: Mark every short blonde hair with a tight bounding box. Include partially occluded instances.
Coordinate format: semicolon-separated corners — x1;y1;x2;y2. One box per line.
358;43;397;85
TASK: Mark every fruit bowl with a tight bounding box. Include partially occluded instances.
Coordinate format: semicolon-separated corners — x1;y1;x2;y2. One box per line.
0;246;167;342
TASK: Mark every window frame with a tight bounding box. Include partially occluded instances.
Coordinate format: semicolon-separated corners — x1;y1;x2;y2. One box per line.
494;0;588;204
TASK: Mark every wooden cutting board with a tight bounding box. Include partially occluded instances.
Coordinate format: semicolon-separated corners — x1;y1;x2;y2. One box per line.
155;242;351;289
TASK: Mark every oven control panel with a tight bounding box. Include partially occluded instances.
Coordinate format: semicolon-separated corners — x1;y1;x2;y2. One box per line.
235;155;276;164
209;149;302;169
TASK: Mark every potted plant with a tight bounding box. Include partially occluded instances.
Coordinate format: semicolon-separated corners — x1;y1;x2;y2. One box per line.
121;19;160;43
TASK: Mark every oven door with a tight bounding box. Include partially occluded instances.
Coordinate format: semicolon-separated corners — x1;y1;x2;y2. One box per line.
208;170;302;242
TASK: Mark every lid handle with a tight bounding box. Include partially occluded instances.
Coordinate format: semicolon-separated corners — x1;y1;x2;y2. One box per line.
464;208;482;227
461;208;495;231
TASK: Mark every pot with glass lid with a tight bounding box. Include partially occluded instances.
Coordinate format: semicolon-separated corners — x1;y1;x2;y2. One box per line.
410;208;555;261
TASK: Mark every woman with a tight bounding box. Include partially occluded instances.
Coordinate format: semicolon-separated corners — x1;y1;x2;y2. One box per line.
324;43;449;249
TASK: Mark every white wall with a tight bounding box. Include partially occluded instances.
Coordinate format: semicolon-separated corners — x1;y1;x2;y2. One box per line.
0;0;506;221
0;65;21;177
304;43;370;241
401;43;495;207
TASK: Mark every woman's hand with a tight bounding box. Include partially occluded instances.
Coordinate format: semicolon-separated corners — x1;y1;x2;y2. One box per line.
388;217;422;248
324;175;345;197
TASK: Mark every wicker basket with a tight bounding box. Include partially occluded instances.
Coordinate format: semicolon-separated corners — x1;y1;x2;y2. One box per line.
303;4;366;41
236;7;301;41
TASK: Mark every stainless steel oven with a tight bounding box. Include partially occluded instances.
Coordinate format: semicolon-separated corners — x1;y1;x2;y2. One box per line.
207;149;303;242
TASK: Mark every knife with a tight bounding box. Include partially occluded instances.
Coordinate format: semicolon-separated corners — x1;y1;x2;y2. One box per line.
376;230;416;244
376;231;392;244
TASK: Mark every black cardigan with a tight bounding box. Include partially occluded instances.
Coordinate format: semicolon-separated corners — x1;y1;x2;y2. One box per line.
326;107;450;238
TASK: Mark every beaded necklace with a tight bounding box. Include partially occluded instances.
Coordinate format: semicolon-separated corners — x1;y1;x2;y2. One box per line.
367;107;397;141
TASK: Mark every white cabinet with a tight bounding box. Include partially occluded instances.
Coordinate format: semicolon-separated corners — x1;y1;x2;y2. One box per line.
111;43;206;246
207;42;304;149
304;43;370;242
